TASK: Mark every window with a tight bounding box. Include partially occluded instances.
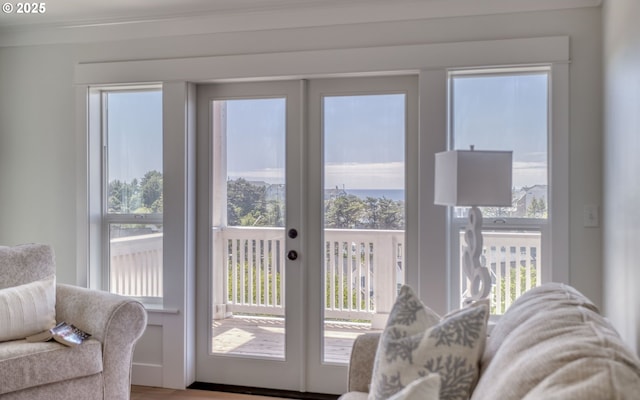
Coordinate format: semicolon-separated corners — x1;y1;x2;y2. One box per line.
100;88;163;306
448;67;549;314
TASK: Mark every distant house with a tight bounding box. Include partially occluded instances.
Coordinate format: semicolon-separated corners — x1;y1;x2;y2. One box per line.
324;186;348;200
513;185;548;217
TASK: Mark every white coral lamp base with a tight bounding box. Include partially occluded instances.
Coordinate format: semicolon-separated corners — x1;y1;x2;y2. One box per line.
462;206;492;305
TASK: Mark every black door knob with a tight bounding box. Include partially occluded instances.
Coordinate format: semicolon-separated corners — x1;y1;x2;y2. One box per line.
287;250;298;260
288;229;298;239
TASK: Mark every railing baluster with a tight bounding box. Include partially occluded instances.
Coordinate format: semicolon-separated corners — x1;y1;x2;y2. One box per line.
279;238;285;308
514;246;521;299
247;240;255;305
269;240;280;307
257;240;263;307
265;238;269;308
353;243;366;311
328;241;335;310
366;242;372;312
348;242;354;311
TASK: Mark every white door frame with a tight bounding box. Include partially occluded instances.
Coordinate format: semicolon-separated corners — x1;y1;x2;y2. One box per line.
195;80;305;391
304;75;418;393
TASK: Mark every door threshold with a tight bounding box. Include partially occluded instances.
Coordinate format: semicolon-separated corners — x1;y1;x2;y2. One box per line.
188;382;339;400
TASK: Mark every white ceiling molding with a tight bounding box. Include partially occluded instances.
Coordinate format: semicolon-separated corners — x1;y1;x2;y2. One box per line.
74;36;570;85
0;0;601;47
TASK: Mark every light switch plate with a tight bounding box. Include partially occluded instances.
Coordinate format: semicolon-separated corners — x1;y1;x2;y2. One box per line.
584;204;599;228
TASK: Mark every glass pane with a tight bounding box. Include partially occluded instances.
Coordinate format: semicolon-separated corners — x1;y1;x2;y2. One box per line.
106;90;163;214
211;98;286;359
109;224;163;303
451;70;549;311
459;229;541;315
323;94;405;363
451;72;548;219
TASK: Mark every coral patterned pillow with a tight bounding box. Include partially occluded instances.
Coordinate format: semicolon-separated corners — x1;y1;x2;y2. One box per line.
369;285;488;400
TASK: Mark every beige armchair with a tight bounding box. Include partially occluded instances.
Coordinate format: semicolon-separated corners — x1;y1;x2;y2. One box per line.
0;244;147;400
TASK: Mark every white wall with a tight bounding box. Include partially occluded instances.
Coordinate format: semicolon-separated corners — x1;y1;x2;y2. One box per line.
603;0;640;354
0;5;607;380
0;44;78;284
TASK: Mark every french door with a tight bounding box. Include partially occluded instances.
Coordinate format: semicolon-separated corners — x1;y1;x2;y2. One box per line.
195;76;418;394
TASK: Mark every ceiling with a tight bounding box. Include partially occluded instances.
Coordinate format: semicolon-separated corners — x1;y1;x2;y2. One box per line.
0;0;351;27
0;0;602;28
0;0;602;47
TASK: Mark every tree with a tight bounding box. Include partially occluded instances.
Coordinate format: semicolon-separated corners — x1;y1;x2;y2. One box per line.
227;178;268;226
140;170;163;212
108;179;141;213
324;194;365;228
527;196;547;218
361;197;404;229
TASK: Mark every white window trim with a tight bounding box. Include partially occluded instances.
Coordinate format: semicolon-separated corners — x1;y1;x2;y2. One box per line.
445;66;559;312
74;36;569;388
418;63;568;314
83;85;163;301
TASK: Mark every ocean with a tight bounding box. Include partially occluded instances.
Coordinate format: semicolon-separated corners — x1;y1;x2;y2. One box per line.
345;189;405;202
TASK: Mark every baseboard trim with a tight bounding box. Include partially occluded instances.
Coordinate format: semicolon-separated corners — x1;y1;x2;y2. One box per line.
187;382;340;400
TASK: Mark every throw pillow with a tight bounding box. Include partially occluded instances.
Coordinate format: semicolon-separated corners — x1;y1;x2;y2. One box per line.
388;374;441;400
0;275;56;342
369;285;488;400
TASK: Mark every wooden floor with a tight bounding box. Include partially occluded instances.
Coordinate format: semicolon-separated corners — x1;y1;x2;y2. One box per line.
212;315;379;363
131;386;288;399
131;317;374;399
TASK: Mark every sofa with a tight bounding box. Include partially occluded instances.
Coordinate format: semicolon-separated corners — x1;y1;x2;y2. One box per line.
341;282;640;400
0;244;147;400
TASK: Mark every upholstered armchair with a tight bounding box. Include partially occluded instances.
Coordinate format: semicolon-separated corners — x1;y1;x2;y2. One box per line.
0;244;147;400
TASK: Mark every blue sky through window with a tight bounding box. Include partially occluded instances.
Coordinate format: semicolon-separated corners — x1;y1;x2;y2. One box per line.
106;75;548;192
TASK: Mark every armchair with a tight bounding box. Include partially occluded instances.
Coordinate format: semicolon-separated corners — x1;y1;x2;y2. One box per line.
0;244;147;400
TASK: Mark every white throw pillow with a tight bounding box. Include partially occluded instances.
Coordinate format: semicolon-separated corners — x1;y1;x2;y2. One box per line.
388;374;441;400
369;285;488;400
0;275;56;342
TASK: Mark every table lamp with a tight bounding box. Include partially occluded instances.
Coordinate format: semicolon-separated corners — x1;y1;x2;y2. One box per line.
434;146;513;305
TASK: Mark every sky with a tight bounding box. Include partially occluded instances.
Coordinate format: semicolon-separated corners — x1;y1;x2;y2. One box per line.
107;90;162;183
106;73;548;191
452;73;548;189
225;93;405;190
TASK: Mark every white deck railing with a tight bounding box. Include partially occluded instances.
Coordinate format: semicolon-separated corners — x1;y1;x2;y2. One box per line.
473;231;541;314
215;227;403;323
109;229;540;317
110;233;164;298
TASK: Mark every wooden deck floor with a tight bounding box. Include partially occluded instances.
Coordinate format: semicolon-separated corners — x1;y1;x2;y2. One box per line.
212;316;380;363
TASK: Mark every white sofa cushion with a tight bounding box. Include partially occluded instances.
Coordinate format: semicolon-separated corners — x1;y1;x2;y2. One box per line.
369;285;488;400
0;275;56;342
388;374;441;400
472;283;640;400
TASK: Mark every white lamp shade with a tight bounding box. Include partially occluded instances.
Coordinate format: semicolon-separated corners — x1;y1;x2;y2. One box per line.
434;149;513;207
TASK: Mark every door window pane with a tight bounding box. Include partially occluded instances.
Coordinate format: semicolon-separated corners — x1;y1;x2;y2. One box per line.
323;94;406;363
211;98;287;359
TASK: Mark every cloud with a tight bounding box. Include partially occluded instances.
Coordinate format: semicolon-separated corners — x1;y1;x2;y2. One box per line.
325;162;404;189
229;162;405;189
513;161;547;188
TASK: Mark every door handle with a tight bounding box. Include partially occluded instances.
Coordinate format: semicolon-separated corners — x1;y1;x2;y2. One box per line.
288;229;298;239
287;250;298;261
